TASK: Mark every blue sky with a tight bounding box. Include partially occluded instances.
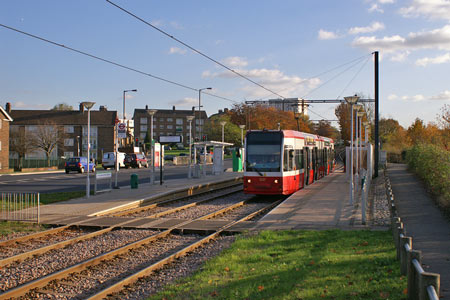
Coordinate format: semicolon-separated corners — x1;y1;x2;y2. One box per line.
1;0;449;128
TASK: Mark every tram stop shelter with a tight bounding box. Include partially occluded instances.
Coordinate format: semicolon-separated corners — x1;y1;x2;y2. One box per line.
193;141;233;177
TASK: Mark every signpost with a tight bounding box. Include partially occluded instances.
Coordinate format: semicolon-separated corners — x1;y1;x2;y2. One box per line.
117;123;127;139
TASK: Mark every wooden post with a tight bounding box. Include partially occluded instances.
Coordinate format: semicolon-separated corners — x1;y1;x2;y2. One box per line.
419;272;440;300
407;250;421;300
400;236;412;275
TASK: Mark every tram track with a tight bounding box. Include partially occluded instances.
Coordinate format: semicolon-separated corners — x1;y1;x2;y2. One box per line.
0;187;283;300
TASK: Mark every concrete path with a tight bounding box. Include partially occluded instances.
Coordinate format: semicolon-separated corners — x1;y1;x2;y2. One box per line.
388;163;450;299
253;168;366;230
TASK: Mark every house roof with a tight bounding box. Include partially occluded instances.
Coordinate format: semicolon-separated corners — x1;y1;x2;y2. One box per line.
9;110;117;126
0;106;13;122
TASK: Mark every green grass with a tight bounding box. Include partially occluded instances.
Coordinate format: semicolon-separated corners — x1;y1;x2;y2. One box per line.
39;191;87;205
149;230;406;300
0;221;46;237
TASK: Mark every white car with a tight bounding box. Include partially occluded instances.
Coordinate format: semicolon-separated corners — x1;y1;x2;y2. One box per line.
102;152;125;169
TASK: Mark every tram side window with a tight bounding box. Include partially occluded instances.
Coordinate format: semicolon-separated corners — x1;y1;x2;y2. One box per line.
296;150;303;170
284;149;295;171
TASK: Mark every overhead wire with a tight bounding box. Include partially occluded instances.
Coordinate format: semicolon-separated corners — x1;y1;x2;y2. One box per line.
335;55;372;100
0;23;238;104
105;0;287;100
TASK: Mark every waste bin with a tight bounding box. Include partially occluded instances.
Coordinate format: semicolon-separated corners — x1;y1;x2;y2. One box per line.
131;173;138;189
232;148;243;172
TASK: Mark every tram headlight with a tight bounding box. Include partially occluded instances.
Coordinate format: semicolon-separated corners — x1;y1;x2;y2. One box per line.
247;179;251;183
274;179;278;184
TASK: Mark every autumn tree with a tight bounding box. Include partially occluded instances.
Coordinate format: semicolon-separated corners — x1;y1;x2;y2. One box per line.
51;102;73;111
379;118;410;153
314;120;340;140
203;114;242;146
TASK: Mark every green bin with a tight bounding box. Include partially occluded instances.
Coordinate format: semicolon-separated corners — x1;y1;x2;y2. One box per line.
131;173;138;189
232;148;243;172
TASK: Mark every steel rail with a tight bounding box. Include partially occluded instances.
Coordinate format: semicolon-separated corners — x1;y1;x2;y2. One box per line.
111;183;243;217
0;224;71;248
86;198;284;300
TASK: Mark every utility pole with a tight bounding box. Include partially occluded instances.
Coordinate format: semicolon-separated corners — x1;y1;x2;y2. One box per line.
374;51;379;178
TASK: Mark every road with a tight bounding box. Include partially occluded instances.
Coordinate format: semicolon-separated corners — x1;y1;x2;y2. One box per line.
0;160;233;193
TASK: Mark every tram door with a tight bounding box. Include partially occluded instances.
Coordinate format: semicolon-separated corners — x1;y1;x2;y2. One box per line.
304;147;310;185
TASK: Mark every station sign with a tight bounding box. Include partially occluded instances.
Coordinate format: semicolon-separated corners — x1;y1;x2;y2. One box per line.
159;135;182;144
117;123;127;138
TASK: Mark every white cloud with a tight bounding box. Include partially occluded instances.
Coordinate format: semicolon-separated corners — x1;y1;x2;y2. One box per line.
379;0;395;3
400;94;426;102
12;101;50;109
368;4;384;13
203;66;321;98
170;21;184;30
318;29;340;40
390;51;410;62
349;22;385;35
415;53;450;66
430;90;450;100
168;47;187;55
387;94;398;100
168;97;198;107
222;56;248;68
399;0;450;20
352;24;450;52
150;20;163;27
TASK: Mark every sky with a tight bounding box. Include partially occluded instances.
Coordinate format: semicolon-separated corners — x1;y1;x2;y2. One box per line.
1;0;449;128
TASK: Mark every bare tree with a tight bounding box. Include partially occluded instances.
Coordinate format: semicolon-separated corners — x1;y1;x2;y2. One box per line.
51;102;73;111
30;121;66;167
9;126;34;170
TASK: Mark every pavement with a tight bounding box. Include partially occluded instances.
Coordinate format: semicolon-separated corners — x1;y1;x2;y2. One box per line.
387;163;450;299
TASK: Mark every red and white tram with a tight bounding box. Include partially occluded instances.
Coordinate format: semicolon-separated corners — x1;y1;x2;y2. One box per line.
243;130;335;195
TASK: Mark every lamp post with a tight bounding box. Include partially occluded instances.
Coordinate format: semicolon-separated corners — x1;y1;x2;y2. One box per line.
277;123;281;131
81;101;95;198
344;95;359;205
198;87;211;141
76;136;80;156
187;115;195;178
239;125;245;147
220;121;226;143
123;89;137;120
357;110;365;176
294;112;301;131
146;109;157;184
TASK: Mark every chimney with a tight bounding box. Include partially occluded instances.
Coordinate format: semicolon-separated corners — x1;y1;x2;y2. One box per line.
145;105;148;110
5;102;11;113
172;106;176;111
192;106;195;112
224;108;229;113
99;105;107;111
218;109;223;114
79;103;84;112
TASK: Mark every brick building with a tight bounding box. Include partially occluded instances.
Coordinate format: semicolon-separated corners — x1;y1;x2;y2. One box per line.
0;105;13;172
7;103;117;161
133;106;208;146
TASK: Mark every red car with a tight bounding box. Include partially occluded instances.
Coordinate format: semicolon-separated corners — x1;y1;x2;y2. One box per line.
124;153;149;168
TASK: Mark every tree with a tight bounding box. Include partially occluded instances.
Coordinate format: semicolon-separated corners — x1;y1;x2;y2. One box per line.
204;114;242;146
9;126;34;170
51;102;73;111
315;120;340;140
407;118;427;145
30;121;66;167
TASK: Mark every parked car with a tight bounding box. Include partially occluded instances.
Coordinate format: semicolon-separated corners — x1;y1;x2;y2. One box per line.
102;152;125;169
164;154;174;161
65;157;95;173
124;153;149;168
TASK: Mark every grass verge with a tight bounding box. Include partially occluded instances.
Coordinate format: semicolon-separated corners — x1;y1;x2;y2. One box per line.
149;230;406;300
0;221;46;237
39;191;86;205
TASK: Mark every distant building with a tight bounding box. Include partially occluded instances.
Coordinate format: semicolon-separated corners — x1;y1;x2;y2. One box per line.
133;106;208;145
0;104;13;172
245;98;309;115
8;103;117;161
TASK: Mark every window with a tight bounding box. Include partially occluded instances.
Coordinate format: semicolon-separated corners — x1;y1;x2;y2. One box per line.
159;118;165;122
140;125;147;132
167;118;173;122
167;125;173;129
159;124;165;129
176;118;183;125
64;126;74;133
64;152;74;158
176;125;183;132
195;119;204;125
140;132;146;139
140;117;148;124
64;139;74;146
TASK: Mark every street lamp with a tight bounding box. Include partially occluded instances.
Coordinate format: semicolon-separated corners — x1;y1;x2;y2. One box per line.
357;110;365;177
81;101;95;198
198;87;211;141
187;115;195;178
239;125;245;147
220;121;226;143
294;112;301;131
344;95;359;205
76;135;80;156
147;109;157;184
123;89;137;120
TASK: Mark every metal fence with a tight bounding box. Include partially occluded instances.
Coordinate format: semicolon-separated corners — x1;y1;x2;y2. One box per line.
0;192;40;223
9;158;65;170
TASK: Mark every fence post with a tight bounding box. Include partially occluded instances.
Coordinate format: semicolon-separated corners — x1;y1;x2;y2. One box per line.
408;251;422;300
419;272;440;300
37;193;40;224
400;236;412;275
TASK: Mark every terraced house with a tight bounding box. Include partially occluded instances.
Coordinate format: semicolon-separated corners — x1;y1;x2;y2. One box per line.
0;104;13;172
7;103;117;165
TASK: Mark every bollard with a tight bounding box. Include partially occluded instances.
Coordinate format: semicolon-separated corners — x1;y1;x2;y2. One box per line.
400;236;412;275
408;250;422;300
419;272;440;300
131;173;138;189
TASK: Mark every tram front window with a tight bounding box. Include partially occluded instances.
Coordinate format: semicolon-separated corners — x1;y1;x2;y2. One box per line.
246;132;282;173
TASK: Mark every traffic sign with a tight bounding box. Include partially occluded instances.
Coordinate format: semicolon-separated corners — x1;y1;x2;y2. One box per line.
117;123;127;138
